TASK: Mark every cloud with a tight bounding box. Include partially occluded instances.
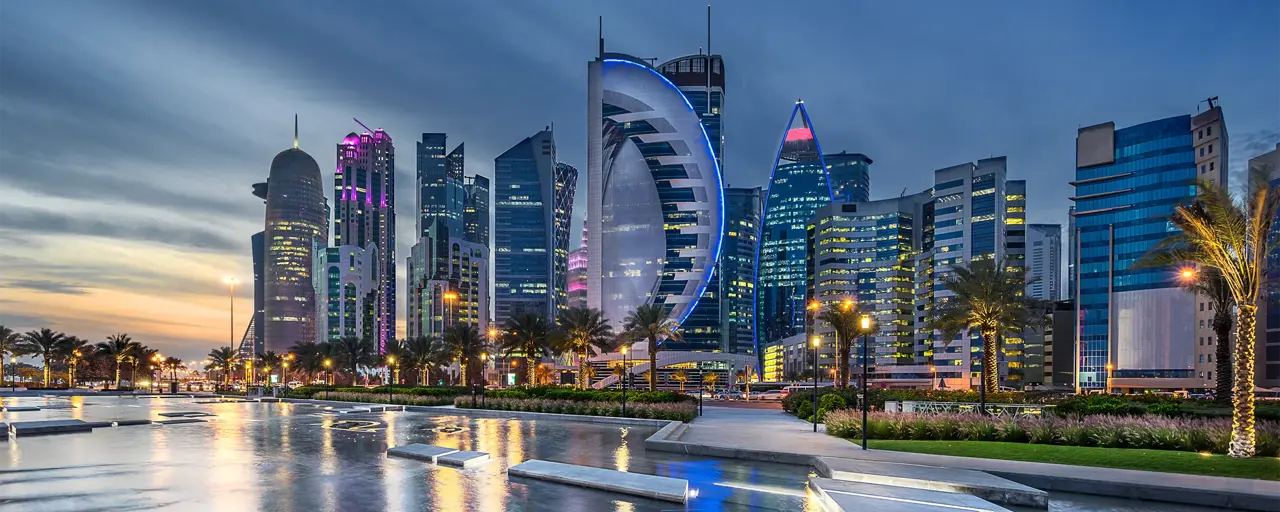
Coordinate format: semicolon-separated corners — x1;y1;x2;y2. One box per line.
0;207;240;253
5;280;89;295
1228;129;1280;193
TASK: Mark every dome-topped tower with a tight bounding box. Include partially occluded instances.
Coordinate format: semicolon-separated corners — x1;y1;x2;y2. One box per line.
263;118;328;353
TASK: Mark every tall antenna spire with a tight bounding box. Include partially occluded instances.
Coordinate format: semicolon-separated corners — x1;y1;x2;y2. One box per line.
293;114;299;149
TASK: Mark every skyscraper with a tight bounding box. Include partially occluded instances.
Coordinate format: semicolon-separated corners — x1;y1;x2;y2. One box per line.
238;182;269;358
320;245;378;341
567;226;588;309
416;134;465;244
586;53;723;341
1253;143;1280;388
825;151;872;203
407;235;489;340
553;162;579;316
756;101;830;348
263;121;327;354
721;187;762;355
657;53;726;353
809;192;933;384
463;174;490;248
334;128;396;350
1071;106;1226;392
495;129;567;325
1027;224;1063;301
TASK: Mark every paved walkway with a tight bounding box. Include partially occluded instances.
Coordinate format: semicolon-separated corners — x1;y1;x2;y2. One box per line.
679;405;864;458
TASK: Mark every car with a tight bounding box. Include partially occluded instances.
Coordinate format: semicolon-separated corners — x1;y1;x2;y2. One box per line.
749;390;785;401
711;390;743;400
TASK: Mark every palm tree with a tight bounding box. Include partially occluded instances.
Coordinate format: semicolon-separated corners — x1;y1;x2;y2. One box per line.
0;325;18;368
556;307;616;389
817;299;871;389
60;336;89;388
133;346;157;388
1142;174;1279;458
533;364;553;386
501;313;557;388
334;336;376;385
609;361;627;390
405;336;449;386
164;357;183;386
382;338;409;385
259;351;284;385
16;328;66;387
445;324;486;386
205;346;238;386
580;364;597;388
702;372;719;392
927;258;1043;393
621;304;682;391
672;369;689;391
96;334;135;390
1180;268;1235;404
288;341;329;384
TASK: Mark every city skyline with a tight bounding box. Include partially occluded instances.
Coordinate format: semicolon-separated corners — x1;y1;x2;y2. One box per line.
2;1;1278;362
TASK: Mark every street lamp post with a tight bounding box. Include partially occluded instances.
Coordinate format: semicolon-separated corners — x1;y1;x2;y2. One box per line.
930;365;937;391
860;315;872;451
323;358;332;400
224;277;237;350
621;346;629;417
480;353;488;408
812;335;820;433
387;356;396;402
9;356;15;389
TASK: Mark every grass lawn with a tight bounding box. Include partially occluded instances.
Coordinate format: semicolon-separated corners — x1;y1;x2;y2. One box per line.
866;440;1280;481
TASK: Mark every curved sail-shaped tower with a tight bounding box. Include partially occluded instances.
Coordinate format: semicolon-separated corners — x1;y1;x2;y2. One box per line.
587;54;724;336
755;101;832;348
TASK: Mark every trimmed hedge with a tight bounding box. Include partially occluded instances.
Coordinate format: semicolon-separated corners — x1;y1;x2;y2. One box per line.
318;391;455;406
483;386;693;404
287;385;466;399
455;396;695;422
824;410;1280;457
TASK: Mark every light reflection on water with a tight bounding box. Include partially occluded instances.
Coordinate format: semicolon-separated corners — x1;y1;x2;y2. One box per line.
1;396;1216;512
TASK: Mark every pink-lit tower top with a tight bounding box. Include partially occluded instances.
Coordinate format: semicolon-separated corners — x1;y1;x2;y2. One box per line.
334;126;396;351
567;224;588;309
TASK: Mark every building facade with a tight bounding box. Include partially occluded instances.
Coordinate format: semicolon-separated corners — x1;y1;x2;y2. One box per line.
334;129;396;351
407;236;489;340
553;163;579;317
756;101;831;349
809;193;933;387
586;54;724;342
263;134;328;354
495;129;566;325
1027;224;1063;301
722;187;762;355
1071;107;1226;392
320;244;379;342
825;151;872;204
463;174;490;249
1254;143;1280;387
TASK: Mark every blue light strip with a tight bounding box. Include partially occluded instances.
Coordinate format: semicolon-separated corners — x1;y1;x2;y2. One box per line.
603;58;725;328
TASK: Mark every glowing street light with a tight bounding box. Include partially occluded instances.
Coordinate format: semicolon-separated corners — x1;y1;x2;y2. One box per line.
223;277;238;352
859;314;873;450
1179;268;1198;281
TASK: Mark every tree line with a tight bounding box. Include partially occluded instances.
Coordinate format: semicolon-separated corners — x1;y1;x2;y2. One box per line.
0;328;183;389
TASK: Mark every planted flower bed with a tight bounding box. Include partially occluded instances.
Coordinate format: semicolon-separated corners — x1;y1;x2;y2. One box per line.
312;391;456;406
823;410;1280;456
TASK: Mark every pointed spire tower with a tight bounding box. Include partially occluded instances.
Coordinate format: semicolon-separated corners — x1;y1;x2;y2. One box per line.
754;100;833;348
293;114;299;149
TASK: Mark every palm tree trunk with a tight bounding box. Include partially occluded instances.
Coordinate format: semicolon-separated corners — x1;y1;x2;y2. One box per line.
579;348;589;389
981;329;998;393
43;356;51;387
1230;304;1258;458
114;360;121;390
1213;311;1233;405
526;356;537;387
648;338;658;391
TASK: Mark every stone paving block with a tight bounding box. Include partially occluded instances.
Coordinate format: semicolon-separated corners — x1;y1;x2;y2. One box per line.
437;450;490;468
386;444;459;463
810;477;1010;512
8;419;95;436
0;423;6;441
509;459;688;504
2;406;40;412
156;418;207;425
817;457;1047;508
158;411;213;418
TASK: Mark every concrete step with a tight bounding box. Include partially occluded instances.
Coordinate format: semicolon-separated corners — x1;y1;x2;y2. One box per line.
509;459;689;504
437;450;490;468
2;406;40;412
816;457;1047;508
810;477;1010;512
8;419;95;437
156;418;206;425
84;419;153;428
387;443;459;464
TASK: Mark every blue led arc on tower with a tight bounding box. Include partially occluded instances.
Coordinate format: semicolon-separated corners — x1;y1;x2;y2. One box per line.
754;102;833;349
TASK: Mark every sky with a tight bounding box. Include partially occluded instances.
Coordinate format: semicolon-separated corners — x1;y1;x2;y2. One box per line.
1;0;1277;364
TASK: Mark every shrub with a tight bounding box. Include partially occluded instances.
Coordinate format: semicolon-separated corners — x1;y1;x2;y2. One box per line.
455;396;695;422
321;391;454;406
795;400;814;422
819;393;849;411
